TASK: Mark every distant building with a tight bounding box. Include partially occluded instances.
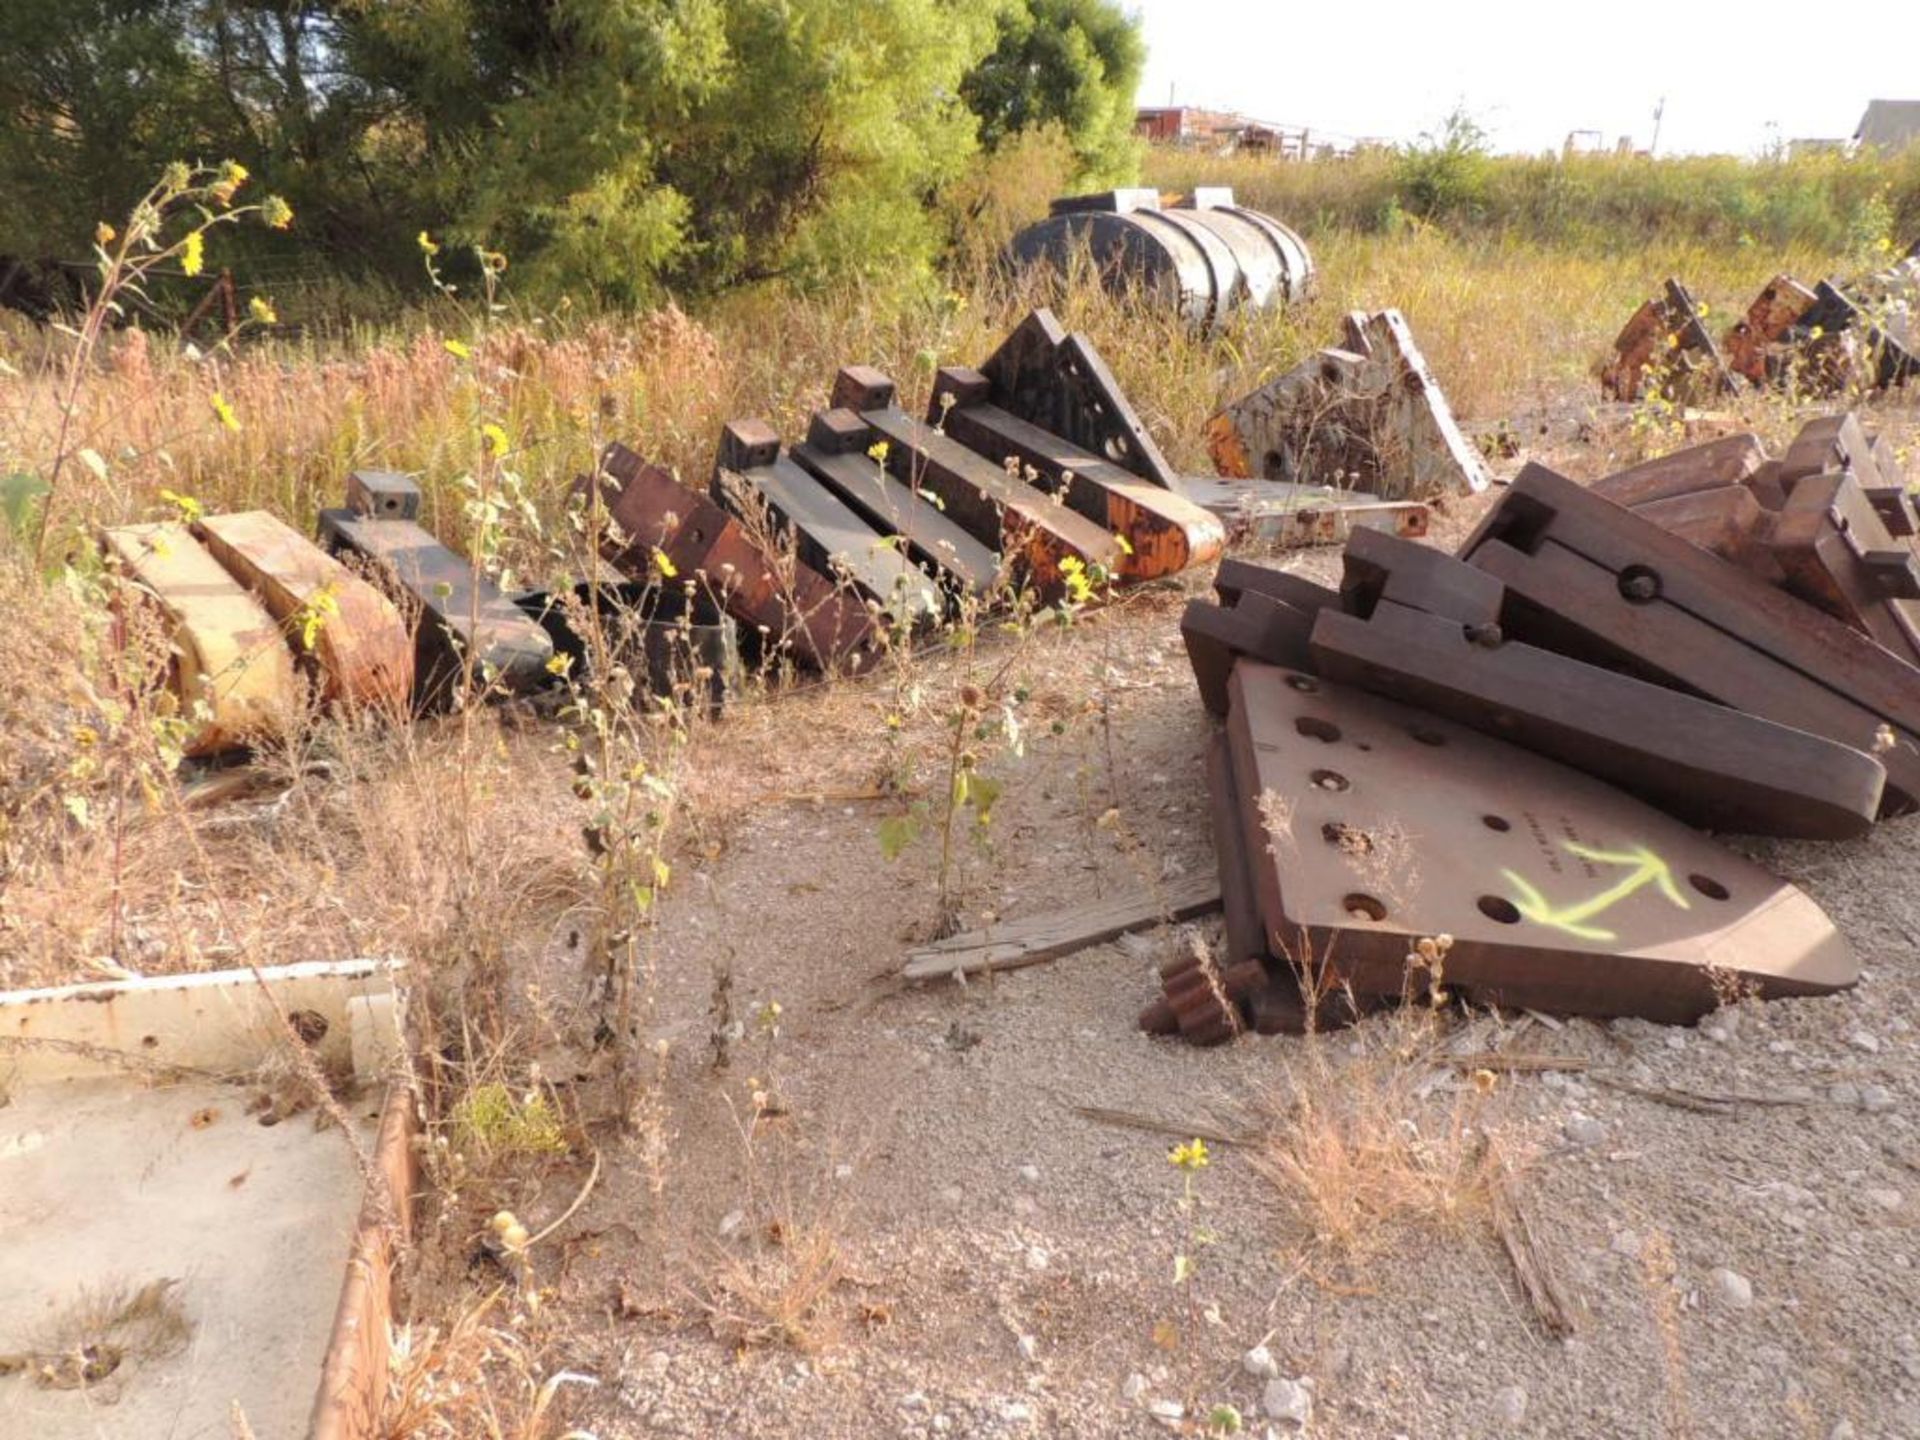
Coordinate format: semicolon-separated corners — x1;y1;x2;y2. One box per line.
1134;107;1242;146
1855;100;1920;152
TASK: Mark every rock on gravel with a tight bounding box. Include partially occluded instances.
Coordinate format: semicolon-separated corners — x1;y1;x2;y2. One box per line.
1244;1343;1280;1379
1262;1377;1313;1426
1564;1114;1607;1146
1710;1267;1754;1310
1492;1385;1529;1426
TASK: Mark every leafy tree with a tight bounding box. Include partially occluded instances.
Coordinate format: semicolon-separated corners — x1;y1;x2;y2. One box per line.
962;0;1145;188
0;0;1115;308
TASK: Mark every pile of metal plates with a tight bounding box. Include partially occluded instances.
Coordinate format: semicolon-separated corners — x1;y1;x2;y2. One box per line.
1160;412;1912;1044
1198;309;1485;544
1605;244;1919;402
585;309;1224;671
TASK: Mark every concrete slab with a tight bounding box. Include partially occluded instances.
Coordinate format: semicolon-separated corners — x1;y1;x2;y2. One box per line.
0;1075;377;1438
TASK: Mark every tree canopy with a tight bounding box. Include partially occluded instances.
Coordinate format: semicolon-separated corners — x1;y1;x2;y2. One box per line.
0;0;1145;309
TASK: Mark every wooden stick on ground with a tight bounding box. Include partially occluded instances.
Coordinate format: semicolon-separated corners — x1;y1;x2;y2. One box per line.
901;872;1222;982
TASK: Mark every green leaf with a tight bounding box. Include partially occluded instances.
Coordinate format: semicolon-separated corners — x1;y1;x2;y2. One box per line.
877;813;921;862
0;472;49;534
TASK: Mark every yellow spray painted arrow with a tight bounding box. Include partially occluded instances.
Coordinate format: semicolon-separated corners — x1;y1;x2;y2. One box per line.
1500;841;1690;942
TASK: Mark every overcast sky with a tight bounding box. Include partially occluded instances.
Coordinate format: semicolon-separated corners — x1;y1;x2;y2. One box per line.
1131;0;1920;156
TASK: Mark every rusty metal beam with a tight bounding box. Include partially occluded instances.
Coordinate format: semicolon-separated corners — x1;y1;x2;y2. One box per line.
1587;433;1768;509
832;368;1123;595
790;408;1001;598
928;364;1223;581
319;510;554;703
1462;464;1920;812
101;522;298;755
585;442;874;673
972;309;1179;489
1308;597;1883;839
713;418;940;627
196;510;413;713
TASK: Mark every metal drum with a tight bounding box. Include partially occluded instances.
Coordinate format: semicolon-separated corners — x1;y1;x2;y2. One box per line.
1009;187;1314;329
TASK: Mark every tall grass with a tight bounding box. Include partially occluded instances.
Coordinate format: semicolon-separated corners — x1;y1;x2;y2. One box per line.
1145;146;1920;254
0;224;1860;580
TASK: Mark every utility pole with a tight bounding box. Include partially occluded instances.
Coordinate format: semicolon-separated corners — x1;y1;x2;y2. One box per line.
1650;96;1666;155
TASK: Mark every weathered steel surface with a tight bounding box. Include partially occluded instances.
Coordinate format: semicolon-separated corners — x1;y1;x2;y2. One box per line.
1588;433;1768;508
929;365;1224;580
308;1083;417;1440
1224;662;1857;1022
837;370;1124;594
1207;309;1490;500
1212;557;1340;614
101;522;298;755
517;580;740;715
974;309;1179;490
714;418;940;626
1462;463;1920;811
1600;278;1733;403
1767;469;1920;663
1723;275;1820;385
1339;524;1502;626
1010;188;1313;329
585;442;874;672
1172;475;1430;547
1180;589;1318;716
196;509;413;712
319;510;554;701
1630;486;1783;581
791;408;1001;597
345;470;421;522
1309;597;1884;840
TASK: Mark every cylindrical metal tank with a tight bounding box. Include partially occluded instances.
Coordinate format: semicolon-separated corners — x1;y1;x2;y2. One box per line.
1008;187;1314;329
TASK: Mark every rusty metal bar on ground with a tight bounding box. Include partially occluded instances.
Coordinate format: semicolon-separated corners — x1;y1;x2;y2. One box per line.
713;418;940;627
927;363;1224;580
320;494;554;705
1461;462;1920;813
101;521;299;755
832;367;1123;595
586;441;875;673
789;407;1001;599
972;309;1180;489
195;509;413;713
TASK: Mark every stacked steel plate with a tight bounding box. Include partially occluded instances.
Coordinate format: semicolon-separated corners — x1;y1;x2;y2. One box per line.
1160;413;1916;1043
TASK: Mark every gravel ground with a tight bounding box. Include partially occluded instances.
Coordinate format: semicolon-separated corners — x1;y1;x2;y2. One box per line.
448;413;1920;1440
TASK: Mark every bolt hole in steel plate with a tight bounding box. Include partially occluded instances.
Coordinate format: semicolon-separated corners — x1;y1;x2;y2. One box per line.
1223;662;1857;1021
1617;563;1662;603
1478;895;1522;923
1343;892;1388;922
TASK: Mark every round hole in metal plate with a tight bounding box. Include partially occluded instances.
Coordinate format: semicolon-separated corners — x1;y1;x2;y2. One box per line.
1482;814;1512;832
1343;892;1387;922
1409;726;1446;746
1286;674;1319;693
1689;873;1730;901
1618;564;1662;604
1295;716;1340;743
1310;768;1349;792
1478;895;1522;924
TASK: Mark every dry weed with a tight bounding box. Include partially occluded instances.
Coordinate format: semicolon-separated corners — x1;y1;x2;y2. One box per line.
1250;1003;1525;1268
385;1291;597;1440
0;1276;191;1395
